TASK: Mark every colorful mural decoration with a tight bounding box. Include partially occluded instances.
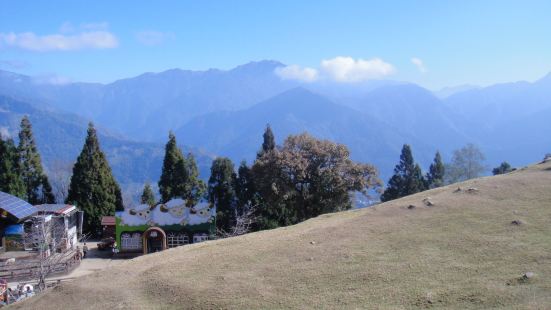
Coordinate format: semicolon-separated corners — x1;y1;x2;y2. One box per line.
115;199;216;254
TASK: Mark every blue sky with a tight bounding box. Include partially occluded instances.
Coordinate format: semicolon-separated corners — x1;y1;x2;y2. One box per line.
1;0;550;89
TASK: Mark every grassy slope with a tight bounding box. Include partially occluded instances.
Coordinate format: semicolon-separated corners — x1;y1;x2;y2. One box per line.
16;161;551;309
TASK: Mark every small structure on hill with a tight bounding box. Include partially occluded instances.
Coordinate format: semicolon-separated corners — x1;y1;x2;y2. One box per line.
115;199;215;255
101;216;116;238
0;192;83;256
32;204;83;253
0;193;83;283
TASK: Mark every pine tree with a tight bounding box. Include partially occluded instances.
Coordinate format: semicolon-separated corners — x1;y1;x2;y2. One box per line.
66;123;123;235
381;144;426;202
208;157;237;232
235;161;257;215
180;153;206;206
257;124;275;158
426;151;445;189
0;137;26;198
17;116;55;204
141;182;156;206
158;132;206;205
158;132;186;202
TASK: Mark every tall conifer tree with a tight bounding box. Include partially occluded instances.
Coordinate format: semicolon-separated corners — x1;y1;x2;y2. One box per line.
158;132;206;204
381;144;426;202
17;116;55;204
426;151;445;189
257;124;275;158
0;137;25;198
235;160;257;215
208;157;237;232
159;132;186;202
141;182;156;206
66;123;123;235
180;153;206;206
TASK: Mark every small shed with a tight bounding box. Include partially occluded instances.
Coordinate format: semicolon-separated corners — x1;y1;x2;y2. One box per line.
33;204;83;252
101;216;116;238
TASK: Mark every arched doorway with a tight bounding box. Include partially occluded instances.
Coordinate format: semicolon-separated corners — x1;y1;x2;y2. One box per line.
142;227;167;254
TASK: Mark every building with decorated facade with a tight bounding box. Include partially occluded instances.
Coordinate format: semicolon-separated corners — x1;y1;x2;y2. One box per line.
115;198;215;254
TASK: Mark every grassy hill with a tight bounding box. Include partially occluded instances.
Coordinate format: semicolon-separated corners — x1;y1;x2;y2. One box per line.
16;160;551;309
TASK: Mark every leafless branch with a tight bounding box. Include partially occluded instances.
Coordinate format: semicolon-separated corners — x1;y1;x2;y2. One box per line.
217;204;258;238
23;216;75;291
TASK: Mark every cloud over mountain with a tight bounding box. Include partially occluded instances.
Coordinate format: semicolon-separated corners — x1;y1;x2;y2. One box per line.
321;56;396;82
275;57;396;83
0;23;118;52
274;65;318;82
411;57;427;73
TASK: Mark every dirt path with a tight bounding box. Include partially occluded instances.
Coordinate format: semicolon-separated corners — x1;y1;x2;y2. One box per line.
54;241;125;279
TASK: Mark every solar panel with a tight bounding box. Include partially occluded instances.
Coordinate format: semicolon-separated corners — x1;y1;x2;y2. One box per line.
0;191;37;220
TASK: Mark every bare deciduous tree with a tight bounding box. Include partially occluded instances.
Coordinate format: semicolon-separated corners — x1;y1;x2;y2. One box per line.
217;204;257;238
23;216;74;291
445;143;486;184
47;160;73;204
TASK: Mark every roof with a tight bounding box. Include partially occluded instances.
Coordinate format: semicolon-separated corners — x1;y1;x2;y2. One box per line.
0;191;36;220
34;204;76;215
101;216;116;226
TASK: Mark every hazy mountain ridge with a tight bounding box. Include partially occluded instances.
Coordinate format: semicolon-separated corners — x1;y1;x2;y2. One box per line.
1;62;550;184
0;61;299;141
176;87;434;179
0;95;214;201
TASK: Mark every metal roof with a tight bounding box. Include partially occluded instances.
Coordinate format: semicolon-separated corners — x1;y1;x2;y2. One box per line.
0;191;36;220
101;216;116;226
34;204;76;215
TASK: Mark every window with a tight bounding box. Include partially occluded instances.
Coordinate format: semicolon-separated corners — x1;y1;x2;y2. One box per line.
121;232;142;250
68;212;77;228
167;232;189;248
192;233;209;243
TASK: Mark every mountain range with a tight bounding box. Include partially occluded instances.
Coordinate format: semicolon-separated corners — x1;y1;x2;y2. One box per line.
0;95;213;204
1;61;550;203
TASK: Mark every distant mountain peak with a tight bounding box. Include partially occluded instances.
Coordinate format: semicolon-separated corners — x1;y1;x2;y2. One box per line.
268;86;324;101
230;60;285;73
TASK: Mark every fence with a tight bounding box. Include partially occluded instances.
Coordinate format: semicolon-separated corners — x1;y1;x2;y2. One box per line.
0;250;80;282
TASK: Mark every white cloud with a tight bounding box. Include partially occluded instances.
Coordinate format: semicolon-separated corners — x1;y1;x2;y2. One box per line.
411;57;427;73
135;31;174;46
0;22;118;52
274;65;319;82
59;21;109;34
320;56;395;82
274;57;396;83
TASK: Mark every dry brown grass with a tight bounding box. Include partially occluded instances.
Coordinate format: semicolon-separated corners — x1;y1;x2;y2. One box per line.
14;161;551;309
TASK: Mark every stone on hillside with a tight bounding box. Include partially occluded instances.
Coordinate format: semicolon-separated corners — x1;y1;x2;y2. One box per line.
511;219;523;225
423;197;434;206
523;272;535;279
453;187;462;193
310;241;316;245
516;272;535;284
467;187;479;193
408;204;416;210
